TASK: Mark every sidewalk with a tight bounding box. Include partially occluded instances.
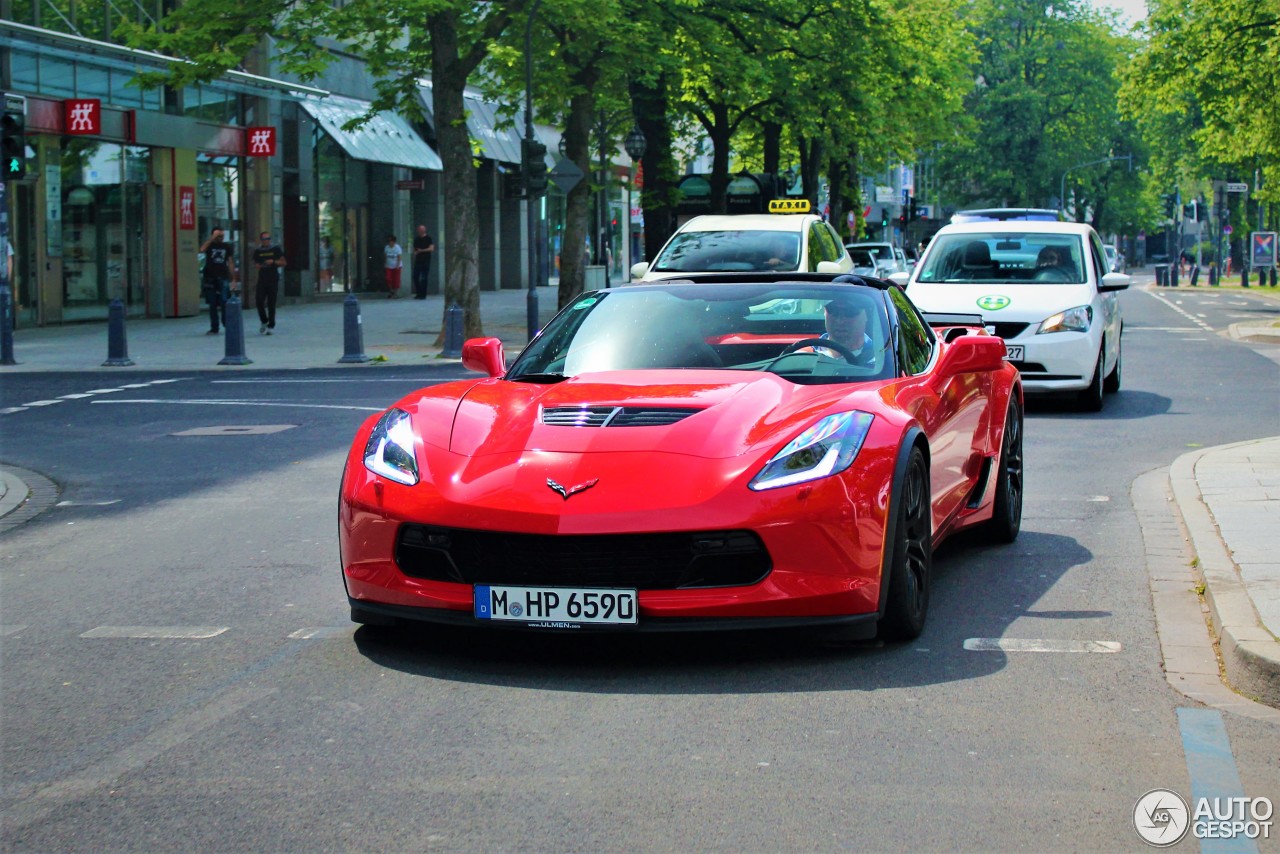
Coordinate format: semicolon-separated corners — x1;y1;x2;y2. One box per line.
0;285;562;373
0;274;1277;708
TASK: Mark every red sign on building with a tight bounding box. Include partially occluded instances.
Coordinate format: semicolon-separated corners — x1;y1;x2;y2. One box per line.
178;186;196;230
64;99;101;135
245;127;277;157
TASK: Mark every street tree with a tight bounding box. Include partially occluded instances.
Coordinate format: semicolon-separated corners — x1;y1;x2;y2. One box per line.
120;0;524;341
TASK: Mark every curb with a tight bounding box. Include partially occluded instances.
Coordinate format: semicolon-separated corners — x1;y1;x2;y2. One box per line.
1169;441;1280;709
0;465;61;533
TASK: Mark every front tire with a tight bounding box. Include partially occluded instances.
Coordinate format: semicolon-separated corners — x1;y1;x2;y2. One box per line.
1103;330;1122;393
878;446;932;641
1077;342;1105;412
983;397;1023;544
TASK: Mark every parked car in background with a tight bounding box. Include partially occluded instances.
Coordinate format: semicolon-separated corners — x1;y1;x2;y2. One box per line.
1104;244;1125;273
846;247;879;277
844;242;905;278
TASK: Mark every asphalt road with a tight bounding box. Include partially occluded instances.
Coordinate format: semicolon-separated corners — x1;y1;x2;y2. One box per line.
1;286;1278;852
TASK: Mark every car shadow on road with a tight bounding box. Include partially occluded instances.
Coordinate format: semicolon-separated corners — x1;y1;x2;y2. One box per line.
1025;389;1171;419
350;529;1094;696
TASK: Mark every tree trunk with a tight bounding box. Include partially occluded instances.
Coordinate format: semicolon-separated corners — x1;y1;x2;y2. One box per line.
558;88;596;310
431;11;484;341
708;103;731;214
762;121;782;177
630;75;679;261
828;156;846;242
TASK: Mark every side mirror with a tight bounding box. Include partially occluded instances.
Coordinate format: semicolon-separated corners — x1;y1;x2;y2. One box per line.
816;261;844;274
1100;272;1131;292
888;271;911;287
461;337;506;377
630;262;650;279
936;334;1006;377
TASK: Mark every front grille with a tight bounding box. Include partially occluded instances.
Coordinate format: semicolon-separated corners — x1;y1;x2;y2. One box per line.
395;525;771;589
988;322;1030;339
542;406;700;427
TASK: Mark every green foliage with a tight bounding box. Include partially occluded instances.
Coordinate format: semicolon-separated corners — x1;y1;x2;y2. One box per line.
1122;0;1280;201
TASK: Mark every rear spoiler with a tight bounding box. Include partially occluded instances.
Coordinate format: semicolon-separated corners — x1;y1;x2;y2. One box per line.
921;312;985;328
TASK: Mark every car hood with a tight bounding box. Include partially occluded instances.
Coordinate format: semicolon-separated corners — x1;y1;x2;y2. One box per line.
414;371;875;460
906;281;1095;321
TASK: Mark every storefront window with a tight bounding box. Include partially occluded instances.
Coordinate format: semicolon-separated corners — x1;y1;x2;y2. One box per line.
59;141;153;319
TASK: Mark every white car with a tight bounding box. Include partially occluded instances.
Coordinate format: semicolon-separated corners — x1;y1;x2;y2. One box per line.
633;209;852;281
891;221;1129;411
845;242;905;278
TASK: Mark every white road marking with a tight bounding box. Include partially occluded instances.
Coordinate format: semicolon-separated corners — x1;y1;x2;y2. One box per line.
288;626;352;639
56;500;121;507
1126;326;1202;332
1143;290;1215;331
93;399;382;412
171;425;296;436
963;638;1122;653
80;626;230;639
0;626;28;636
214;378;444;384
22;400;64;407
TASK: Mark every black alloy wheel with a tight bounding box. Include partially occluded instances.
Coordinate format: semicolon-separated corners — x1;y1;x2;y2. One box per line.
879;446;932;640
984;397;1024;544
1078;342;1105;412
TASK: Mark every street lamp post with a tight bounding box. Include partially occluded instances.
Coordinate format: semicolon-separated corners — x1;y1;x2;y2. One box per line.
623;126;647;278
524;0;543;341
1059;154;1132;219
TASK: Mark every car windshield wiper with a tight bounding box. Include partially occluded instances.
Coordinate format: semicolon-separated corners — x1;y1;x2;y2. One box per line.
509;372;569;384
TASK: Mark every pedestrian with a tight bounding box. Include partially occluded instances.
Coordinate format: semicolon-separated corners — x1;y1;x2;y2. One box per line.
317;236;334;293
199;227;238;334
253;230;286;335
384;234;403;298
411;225;435;299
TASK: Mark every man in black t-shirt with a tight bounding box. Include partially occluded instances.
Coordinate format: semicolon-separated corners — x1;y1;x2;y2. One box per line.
199;228;239;334
252;232;287;334
412;224;435;299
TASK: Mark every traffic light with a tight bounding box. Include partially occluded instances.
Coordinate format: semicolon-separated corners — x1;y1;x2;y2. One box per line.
524;139;548;195
1;107;26;181
909;197;919;221
1183;200;1198;221
1161;192;1176;219
880;208;889;229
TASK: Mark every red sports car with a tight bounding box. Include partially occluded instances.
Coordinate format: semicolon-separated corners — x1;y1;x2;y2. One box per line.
339;274;1023;640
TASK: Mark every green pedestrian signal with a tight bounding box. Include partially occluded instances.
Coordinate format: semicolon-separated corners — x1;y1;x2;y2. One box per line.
1;109;26;181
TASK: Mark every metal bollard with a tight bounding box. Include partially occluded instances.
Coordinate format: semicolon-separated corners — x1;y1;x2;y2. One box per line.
1242;265;1250;287
1271;266;1277;287
1189;264;1200;286
1209;264;1218;286
0;282;14;366
442;302;464;358
218;295;253;365
1154;265;1166;287
102;298;135;366
338;293;369;363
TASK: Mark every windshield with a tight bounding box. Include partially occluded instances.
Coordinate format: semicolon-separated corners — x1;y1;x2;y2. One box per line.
847;248;876;268
651;230;801;273
507;283;894;385
849;244;894;262
915;232;1087;284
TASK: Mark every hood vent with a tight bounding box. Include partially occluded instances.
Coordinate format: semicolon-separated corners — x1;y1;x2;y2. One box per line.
542;406;700;427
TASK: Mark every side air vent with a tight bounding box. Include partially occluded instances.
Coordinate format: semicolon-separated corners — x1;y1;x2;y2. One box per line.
542;406;699;427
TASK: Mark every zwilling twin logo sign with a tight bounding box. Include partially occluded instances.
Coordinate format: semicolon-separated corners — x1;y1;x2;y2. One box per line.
64;99;101;135
246;127;276;157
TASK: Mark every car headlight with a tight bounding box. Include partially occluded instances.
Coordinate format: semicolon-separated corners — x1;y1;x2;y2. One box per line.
1037;305;1092;334
749;411;874;491
363;408;419;485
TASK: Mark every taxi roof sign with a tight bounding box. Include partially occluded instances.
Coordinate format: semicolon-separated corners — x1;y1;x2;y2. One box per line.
768;199;811;214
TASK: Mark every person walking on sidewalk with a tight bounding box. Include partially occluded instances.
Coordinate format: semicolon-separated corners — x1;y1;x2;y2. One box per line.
253;231;286;335
384;234;404;298
411;224;435;299
199;228;238;334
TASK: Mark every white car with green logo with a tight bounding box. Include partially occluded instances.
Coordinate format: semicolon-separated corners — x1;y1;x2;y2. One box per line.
891;221;1129;411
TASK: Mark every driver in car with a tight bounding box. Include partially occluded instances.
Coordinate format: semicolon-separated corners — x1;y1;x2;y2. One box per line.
801;296;876;366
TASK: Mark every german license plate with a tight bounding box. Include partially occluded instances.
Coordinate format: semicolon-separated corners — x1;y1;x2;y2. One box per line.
1004;345;1024;361
474;585;638;626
